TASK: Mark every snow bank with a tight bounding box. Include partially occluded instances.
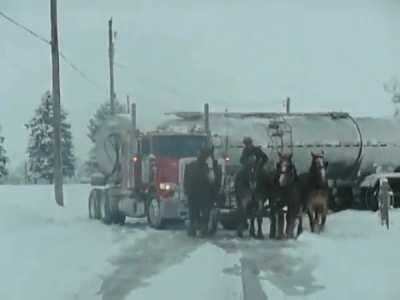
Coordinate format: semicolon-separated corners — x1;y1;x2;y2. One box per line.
0;184;144;300
260;210;400;300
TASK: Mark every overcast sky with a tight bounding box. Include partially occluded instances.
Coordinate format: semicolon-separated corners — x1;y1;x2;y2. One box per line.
1;0;399;168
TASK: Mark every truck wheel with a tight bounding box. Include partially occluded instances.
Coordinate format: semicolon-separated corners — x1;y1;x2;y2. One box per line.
147;197;165;229
89;189;102;219
220;213;238;230
208;208;219;235
114;213;126;225
367;196;379;212
88;189;97;219
100;190;113;225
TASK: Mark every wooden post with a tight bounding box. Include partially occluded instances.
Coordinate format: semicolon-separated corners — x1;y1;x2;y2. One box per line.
109;18;115;115
50;0;63;206
127;95;130;114
204;103;210;146
286;97;291;114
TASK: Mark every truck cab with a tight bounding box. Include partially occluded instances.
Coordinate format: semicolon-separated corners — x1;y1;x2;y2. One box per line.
135;131;209;228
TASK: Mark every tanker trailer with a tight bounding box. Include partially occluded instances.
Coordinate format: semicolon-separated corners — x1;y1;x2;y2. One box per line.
160;111;400;212
88;110;145;225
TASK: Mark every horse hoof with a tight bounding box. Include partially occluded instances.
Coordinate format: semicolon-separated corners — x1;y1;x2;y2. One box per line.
256;232;265;240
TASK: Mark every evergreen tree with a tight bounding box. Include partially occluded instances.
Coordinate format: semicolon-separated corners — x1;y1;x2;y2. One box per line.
85;101;125;174
0;127;8;179
26;91;76;183
87;101;125;143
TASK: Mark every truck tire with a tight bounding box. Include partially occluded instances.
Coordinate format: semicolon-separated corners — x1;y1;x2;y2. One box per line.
367;195;379;212
100;190;113;225
220;213;238;230
89;189;102;219
113;213;126;225
147;197;165;229
88;189;97;219
208;208;219;235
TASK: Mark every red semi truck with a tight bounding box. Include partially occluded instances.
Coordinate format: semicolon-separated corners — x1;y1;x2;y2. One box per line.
88;104;221;229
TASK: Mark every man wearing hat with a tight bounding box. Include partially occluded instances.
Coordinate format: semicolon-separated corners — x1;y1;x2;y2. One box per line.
240;137;268;171
184;146;221;237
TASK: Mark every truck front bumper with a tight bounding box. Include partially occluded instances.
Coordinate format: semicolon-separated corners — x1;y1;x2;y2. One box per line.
159;195;188;220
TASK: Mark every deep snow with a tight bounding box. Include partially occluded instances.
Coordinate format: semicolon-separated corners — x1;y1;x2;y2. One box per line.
1;184;400;300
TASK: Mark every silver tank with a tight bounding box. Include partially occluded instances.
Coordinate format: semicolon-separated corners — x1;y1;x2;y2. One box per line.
159;112;400;181
94;114;136;176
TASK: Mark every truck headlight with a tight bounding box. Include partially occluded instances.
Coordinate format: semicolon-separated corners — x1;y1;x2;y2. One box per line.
160;182;175;191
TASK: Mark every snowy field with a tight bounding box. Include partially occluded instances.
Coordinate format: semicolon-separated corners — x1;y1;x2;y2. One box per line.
0;184;399;300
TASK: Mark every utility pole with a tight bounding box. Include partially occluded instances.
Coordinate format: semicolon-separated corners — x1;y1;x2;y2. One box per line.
50;0;63;206
285;97;291;114
109;18;115;115
126;95;130;114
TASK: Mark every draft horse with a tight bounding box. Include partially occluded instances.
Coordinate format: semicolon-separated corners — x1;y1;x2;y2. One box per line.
270;152;303;239
234;155;267;239
301;152;329;233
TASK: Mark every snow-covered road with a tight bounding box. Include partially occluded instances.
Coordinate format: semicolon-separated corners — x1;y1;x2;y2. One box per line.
0;184;399;300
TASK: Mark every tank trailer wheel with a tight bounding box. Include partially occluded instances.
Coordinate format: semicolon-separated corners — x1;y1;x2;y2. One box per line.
113;213;126;225
208;207;219;235
89;189;101;220
220;212;240;230
100;190;113;225
89;190;97;219
147;197;165;229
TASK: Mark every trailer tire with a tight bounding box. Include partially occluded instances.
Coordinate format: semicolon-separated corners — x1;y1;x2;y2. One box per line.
89;189;102;219
100;190;113;225
220;213;238;230
367;195;379;212
208;208;219;235
113;213;126;225
147;197;165;229
88;189;97;219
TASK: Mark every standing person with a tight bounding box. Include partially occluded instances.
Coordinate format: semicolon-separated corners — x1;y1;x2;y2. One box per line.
240;137;268;172
184;146;221;237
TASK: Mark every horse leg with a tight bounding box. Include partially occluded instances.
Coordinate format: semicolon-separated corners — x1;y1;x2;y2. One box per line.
314;209;320;233
297;208;303;238
320;202;327;232
249;204;256;238
321;214;327;232
236;200;244;238
285;205;293;239
278;210;285;239
256;199;264;239
269;203;276;239
307;208;315;233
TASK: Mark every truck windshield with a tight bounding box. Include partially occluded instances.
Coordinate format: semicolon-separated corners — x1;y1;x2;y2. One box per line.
152;135;207;158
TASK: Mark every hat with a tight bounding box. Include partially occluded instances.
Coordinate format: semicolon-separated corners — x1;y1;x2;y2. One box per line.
243;137;253;145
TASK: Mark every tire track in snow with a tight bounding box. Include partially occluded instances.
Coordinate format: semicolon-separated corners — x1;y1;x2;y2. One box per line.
99;229;204;300
241;257;268;300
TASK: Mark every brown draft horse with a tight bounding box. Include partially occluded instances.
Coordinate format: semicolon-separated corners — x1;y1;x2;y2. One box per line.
271;152;303;239
301;152;329;233
234;157;264;238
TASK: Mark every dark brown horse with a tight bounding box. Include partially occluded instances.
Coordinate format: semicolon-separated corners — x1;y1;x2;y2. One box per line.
234;156;268;239
271;152;303;239
301;152;329;233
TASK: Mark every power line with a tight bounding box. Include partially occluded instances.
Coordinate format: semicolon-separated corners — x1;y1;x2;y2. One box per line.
0;10;106;94
0;11;50;45
59;52;106;92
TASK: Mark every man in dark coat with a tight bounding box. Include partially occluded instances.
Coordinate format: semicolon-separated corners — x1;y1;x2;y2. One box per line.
184;146;221;237
240;137;268;172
